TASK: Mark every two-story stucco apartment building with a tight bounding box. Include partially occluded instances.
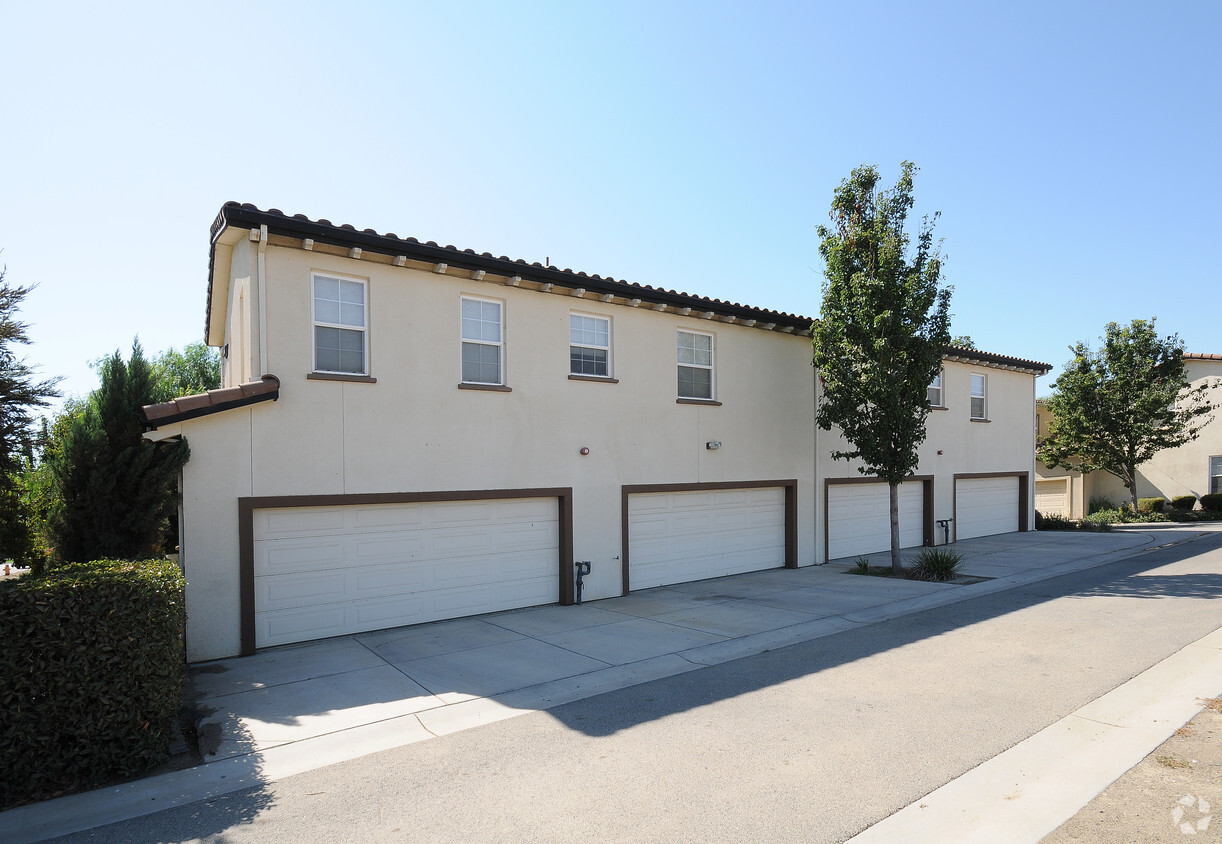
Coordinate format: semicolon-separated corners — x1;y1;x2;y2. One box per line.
143;203;1050;662
1035;354;1222;517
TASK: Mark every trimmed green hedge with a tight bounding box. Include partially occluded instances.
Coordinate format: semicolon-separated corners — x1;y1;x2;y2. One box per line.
0;559;185;808
1171;495;1198;511
1200;493;1222;511
1137;497;1166;514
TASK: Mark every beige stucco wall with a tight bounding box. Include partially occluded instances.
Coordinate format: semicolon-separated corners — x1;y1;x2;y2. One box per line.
818;361;1042;546
178;242;820;661
1036;359;1222;510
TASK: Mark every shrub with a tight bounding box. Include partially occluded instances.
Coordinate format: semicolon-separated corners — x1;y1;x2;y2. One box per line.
1137;497;1166;514
1171;495;1198;511
1088;496;1117;515
1200;493;1222;512
1037;512;1076;530
0;558;185;808
1038;512;1112;532
1082;510;1122;529
907;547;963;582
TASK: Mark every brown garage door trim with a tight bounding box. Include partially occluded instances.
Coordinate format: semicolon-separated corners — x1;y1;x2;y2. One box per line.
823;475;934;563
620;479;798;595
238;487;574;656
952;472;1030;540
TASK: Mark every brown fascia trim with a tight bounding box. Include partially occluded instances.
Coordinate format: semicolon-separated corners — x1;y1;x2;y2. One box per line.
141;375;280;430
620;480;798;596
205;202;814;340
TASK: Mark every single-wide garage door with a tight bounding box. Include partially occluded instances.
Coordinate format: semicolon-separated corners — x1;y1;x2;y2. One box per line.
253;497;559;648
1035;479;1070;518
956;477;1020;540
827;482;925;560
627;486;786;591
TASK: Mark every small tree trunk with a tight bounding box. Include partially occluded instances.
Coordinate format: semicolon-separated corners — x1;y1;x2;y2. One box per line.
889;482;902;576
1129;484;1139;513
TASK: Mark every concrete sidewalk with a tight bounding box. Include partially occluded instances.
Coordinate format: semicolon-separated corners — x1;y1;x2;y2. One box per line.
6;526;1221;842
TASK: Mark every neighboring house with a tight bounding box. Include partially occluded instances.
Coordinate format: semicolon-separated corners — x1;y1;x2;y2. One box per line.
143;203;1051;662
1034;354;1222;517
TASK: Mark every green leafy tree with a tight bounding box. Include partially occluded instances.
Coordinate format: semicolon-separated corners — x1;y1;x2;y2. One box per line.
812;162;952;575
950;336;976;349
48;341;189;563
151;341;220;400
0;267;61;564
1038;319;1213;512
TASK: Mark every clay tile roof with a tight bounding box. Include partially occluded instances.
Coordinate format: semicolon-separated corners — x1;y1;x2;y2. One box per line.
943;345;1052;375
1185;353;1222;361
141;375;281;430
207;203;816;337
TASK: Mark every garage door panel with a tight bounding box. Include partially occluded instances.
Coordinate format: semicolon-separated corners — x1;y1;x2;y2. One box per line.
827;483;924;560
956;477;1020;540
1035;480;1068;517
253;496;559;648
258;539;347;575
628;487;787;591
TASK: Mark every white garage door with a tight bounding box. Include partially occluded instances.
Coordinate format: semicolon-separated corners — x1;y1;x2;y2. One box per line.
956;477;1020;540
1035;480;1069;518
253;497;559;648
827;482;925;560
628;486;786;591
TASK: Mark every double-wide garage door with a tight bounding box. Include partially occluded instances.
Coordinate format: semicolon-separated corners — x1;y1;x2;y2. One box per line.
826;482;925;560
956;477;1020;540
627;486;787;590
252;497;559;649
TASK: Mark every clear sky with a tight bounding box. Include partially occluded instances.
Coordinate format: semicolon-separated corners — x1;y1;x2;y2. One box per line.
2;0;1218;410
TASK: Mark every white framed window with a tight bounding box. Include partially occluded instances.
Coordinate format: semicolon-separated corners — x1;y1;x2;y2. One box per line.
461;296;503;384
1211;456;1222;495
928;371;943;407
570;313;610;377
970;373;987;419
313;273;367;375
677;330;714;400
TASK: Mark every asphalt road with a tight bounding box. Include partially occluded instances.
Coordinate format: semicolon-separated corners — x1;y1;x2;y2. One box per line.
58;533;1222;843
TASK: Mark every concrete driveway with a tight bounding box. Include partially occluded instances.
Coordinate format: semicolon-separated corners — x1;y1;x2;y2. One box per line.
7;525;1220;841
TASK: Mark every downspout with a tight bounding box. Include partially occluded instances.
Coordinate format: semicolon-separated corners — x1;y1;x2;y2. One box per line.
813;359;821;564
257;223;269;378
1031;372;1037;531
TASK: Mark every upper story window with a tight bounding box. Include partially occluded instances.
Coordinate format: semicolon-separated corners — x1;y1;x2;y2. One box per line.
461;296;503;385
970;373;987;419
313;273;367;375
1210;456;1222;495
677;330;714;400
570;314;610;377
928;371;943;407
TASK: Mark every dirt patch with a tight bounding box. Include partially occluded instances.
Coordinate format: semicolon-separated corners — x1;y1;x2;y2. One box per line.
1041;703;1222;842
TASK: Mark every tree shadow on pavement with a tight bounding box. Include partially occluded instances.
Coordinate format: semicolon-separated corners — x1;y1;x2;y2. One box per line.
544;532;1222;739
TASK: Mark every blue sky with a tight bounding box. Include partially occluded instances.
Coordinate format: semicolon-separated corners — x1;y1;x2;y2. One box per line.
2;1;1218;409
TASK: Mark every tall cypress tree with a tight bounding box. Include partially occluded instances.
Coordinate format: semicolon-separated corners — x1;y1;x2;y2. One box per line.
0;268;61;565
49;341;189;563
